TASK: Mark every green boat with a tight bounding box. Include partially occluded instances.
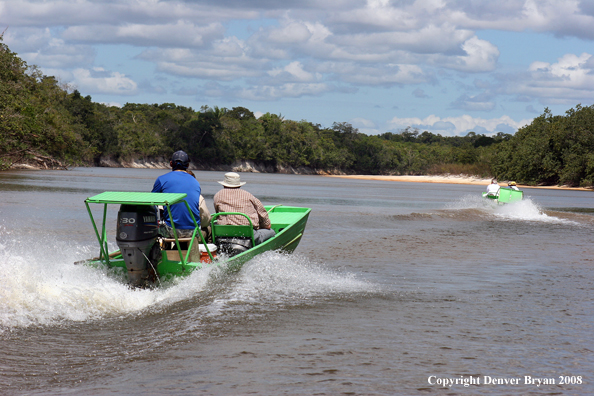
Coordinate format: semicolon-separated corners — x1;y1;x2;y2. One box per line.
482;187;524;204
82;191;311;287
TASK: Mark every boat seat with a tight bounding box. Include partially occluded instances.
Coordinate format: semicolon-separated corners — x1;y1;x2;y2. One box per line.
162;237;193;242
161;236;198;251
160;236;202;261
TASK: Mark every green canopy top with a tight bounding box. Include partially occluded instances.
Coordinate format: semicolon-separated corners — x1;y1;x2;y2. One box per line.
85;191;188;206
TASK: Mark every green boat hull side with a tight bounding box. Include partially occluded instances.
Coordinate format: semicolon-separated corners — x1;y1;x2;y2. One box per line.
217;208;310;273
86;206;311;279
498;188;523;203
482;188;524;204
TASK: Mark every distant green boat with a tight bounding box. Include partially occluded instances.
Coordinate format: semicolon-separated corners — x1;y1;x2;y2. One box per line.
482;187;524;204
81;191;311;287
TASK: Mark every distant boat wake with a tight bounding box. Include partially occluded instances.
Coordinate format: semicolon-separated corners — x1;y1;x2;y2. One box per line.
444;195;579;224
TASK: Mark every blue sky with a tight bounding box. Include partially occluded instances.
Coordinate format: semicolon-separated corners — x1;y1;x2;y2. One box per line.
2;0;594;136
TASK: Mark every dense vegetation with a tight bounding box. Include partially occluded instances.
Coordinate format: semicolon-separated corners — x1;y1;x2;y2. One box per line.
1;37;593;187
492;106;594;187
0;40;90;169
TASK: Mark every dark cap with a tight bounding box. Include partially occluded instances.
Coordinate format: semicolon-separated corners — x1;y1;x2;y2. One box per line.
171;150;189;163
171;150;190;170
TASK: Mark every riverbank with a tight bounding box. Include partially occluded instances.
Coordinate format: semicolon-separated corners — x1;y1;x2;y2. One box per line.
326;174;593;191
8;158;323;174
5;162;592;191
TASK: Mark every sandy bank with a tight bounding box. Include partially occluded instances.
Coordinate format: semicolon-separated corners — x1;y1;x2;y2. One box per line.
326;175;593;191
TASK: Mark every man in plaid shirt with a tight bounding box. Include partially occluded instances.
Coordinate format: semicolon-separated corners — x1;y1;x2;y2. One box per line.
213;172;276;245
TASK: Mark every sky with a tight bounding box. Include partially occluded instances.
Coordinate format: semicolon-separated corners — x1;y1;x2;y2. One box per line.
2;0;594;136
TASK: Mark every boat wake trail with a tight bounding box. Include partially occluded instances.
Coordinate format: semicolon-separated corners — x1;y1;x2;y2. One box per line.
0;232;373;331
225;251;373;305
444;194;578;224
195;251;376;327
0;231;215;331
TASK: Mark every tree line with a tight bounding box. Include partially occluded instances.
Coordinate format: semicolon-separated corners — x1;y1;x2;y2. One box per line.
1;37;593;187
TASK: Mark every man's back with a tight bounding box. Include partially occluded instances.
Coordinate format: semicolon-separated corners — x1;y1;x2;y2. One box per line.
152;170;201;229
213;187;270;230
213;172;275;245
486;183;500;196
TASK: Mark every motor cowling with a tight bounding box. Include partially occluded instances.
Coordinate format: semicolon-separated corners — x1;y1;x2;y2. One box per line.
116;205;160;287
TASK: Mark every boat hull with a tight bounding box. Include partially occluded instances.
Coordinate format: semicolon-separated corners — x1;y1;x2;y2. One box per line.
482;187;523;204
85;204;311;281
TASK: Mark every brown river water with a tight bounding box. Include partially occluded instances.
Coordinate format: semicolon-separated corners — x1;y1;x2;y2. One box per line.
0;168;593;395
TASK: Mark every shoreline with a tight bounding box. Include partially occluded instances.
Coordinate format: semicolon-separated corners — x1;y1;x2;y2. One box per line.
326;175;593;191
4;165;592;191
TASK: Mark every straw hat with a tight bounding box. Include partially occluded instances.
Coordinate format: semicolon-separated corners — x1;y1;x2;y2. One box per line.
218;172;246;188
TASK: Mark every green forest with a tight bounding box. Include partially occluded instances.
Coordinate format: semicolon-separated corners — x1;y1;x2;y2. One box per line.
2;37;594;187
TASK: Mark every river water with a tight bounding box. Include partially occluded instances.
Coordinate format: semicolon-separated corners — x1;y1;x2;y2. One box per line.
1;168;593;395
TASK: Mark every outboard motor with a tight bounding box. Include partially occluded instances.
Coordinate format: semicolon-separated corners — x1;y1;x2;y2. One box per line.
215;237;253;257
116;205;160;287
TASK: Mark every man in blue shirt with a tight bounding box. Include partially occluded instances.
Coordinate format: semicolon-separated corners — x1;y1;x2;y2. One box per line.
152;150;201;238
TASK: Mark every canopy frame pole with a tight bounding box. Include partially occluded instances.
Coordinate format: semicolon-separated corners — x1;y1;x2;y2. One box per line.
85;201;111;267
183;200;213;262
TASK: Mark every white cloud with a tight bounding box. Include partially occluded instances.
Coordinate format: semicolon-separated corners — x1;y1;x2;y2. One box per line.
451;92;496;111
336;24;474;57
264;21;315;44
4;29;95;68
510;52;594;103
236;82;331;100
1;0;258;27
386;114;532;136
62;21;225;48
350;117;376;128
318;62;430;85
154;60;262;80
268;61;319;82
139;46;267;80
201;80;332;101
346;64;429;85
212;37;249;57
330;3;415;31
440;0;594;40
249;20;333;60
71;67;138;95
2;28;53;52
439;36;500;72
350;117;378;134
